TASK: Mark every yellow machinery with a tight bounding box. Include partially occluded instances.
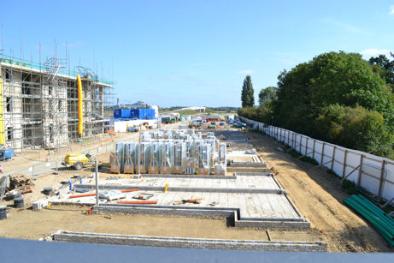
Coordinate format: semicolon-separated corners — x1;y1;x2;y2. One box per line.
63;152;91;170
77;75;84;137
0;77;4;145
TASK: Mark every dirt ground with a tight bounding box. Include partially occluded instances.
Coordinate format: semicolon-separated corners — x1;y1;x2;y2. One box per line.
246;130;393;252
1;126;392;252
0;151;322;245
0;206;321;242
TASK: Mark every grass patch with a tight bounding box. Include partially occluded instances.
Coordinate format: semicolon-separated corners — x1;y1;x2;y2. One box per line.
286;148;319;165
341;179;359;195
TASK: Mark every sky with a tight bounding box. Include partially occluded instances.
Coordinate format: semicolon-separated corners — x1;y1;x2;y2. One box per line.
1;0;394;107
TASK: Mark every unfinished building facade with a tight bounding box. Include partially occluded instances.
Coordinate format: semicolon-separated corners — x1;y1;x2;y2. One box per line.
0;56;112;151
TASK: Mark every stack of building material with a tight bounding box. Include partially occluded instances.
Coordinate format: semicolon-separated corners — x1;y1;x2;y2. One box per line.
344;194;394;247
110;129;226;175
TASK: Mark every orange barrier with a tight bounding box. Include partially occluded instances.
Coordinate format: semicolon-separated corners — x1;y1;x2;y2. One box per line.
69;192;96;199
120;188;140;193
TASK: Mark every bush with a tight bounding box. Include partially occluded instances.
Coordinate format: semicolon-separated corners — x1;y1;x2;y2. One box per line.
316;105;394;158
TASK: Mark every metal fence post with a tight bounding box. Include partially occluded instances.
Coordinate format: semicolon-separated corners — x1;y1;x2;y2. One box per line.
320;143;325;166
378;160;386;199
287;130;290;146
357;155;364;187
312;139;316;160
342;149;348;178
280;129;283;142
95;159;99;207
331;146;336;171
294;133;297;149
299;136;302;153
305;137;309;156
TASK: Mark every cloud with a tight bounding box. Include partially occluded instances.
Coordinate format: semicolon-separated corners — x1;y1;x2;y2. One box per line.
321;18;366;34
390;5;394;15
238;69;254;75
361;48;391;59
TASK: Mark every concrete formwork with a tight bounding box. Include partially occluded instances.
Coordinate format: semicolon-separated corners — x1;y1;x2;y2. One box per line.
51;173;309;229
52;231;326;252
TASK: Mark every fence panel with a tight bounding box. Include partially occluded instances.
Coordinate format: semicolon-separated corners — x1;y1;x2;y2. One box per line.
241;117;394;201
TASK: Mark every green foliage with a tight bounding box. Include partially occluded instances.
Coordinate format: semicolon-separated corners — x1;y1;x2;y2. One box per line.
342;179;359;195
238;103;274;124
369;54;394;85
316;105;393;158
258;86;277;106
241;75;255;107
238;51;394;159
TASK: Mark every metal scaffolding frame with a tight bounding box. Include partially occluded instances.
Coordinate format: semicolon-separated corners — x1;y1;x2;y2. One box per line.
0;54;114;152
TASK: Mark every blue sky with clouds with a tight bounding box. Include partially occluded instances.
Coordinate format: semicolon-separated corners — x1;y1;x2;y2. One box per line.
1;0;394;107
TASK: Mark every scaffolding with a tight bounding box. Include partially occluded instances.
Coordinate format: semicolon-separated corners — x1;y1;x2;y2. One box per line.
0;54;114;152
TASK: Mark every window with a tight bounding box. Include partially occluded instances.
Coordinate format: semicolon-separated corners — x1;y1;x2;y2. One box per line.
7;127;13;140
5;69;11;82
6;97;12;112
49;124;54;143
58;100;63;111
22;84;31;95
48;86;53;96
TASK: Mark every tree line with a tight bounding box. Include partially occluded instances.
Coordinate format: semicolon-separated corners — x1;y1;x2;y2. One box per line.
239;51;394;159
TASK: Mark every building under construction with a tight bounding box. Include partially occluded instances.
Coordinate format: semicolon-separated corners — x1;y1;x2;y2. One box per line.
0;55;113;151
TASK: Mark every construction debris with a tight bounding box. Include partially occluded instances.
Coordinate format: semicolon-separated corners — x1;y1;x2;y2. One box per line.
32;199;49;211
42;187;54;195
173;197;202;205
132;193;153;200
99;191;126;201
0;175;10;197
9;174;33;192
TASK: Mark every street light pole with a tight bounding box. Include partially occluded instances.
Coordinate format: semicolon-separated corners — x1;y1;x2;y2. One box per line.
95;159;99;207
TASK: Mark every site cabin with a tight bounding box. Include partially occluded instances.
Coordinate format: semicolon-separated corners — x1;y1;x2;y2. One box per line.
189;119;203;128
205;114;222;122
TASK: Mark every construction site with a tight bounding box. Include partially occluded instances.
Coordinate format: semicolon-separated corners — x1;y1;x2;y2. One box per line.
0;109;393;253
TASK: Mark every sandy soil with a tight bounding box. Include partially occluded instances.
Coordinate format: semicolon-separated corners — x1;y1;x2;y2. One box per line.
246;131;393;252
1;126;392;252
0;205;321;242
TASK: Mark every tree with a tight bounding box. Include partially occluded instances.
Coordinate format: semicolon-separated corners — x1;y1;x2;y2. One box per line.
369;53;394;91
238;51;394;158
316;105;393;158
241;75;254;107
274;52;393;132
259;86;277;106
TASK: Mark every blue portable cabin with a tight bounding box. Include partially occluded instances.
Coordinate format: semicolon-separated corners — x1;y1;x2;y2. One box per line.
114;108;155;120
114;109;131;119
135;108;155;120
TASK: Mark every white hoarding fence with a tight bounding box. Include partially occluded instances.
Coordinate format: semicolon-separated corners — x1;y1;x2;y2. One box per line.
240;117;394;201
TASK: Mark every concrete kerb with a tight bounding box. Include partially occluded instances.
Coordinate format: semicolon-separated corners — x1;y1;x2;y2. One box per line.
74;183;285;194
93;204;310;230
139;174;232;179
52;230;326;252
227;167;271;173
227;162;267;168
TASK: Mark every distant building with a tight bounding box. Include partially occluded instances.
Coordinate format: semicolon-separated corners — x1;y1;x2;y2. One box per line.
180;106;206;112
